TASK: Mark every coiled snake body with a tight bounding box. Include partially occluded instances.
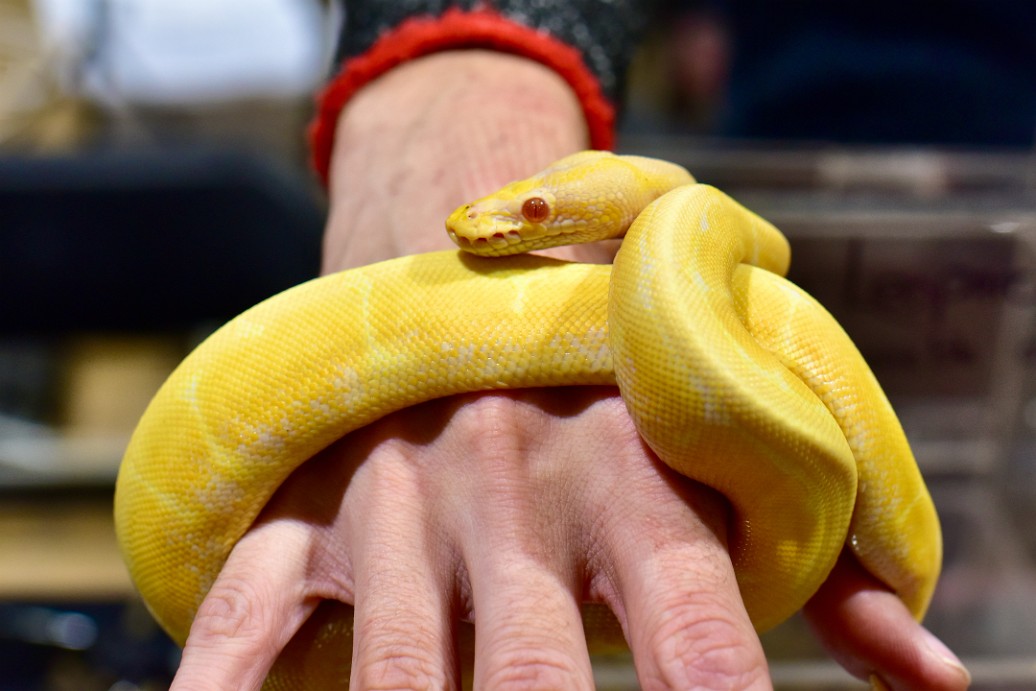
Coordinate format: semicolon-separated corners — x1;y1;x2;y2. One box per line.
115;151;941;687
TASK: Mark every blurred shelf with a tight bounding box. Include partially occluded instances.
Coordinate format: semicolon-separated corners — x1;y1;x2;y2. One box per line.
0;432;125;488
0;494;132;601
619;136;1036;199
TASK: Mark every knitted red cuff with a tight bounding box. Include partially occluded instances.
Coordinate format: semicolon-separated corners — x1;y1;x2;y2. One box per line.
308;7;616;186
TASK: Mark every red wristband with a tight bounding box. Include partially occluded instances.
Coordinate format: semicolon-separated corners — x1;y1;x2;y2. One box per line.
309;7;616;186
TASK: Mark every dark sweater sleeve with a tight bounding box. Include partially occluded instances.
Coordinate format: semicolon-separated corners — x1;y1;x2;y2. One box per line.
336;1;656;103
309;1;659;184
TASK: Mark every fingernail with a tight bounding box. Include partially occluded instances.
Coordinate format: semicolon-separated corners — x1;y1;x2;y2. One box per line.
921;627;972;685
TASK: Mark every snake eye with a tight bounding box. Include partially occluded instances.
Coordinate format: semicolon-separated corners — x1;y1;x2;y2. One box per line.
521;197;550;223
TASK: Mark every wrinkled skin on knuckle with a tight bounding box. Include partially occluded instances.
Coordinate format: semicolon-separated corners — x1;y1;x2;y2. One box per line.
192;576;271;646
352;644;449;691
474;610;592;690
351;611;450;689
480;645;589;691
644;602;768;691
185;575;288;675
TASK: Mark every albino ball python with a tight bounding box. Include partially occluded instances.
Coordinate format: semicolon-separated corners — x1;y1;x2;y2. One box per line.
115;150;941;687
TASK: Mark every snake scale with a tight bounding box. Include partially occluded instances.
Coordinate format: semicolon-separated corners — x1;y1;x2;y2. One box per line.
115;151;941;688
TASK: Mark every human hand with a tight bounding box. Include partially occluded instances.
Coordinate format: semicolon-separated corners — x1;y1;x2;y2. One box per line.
170;52;969;690
174;389;769;689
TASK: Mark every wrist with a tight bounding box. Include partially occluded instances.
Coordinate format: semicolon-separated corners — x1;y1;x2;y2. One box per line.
322;51;588;273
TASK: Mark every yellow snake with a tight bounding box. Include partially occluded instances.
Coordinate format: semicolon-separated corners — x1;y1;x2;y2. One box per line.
115;150;941;687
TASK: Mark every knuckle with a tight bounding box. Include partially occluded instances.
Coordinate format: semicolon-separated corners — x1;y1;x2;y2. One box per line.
480;637;589;690
352;641;446;690
643;601;768;690
454;395;527;456
353;615;447;691
190;575;270;647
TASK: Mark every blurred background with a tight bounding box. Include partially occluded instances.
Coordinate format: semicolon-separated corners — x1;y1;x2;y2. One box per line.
1;0;1034;688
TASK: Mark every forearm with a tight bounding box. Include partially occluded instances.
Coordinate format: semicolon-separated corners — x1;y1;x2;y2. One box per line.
322;50;588;273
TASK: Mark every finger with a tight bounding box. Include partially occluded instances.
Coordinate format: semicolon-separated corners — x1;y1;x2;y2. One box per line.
468;550;595;690
439;393;599;690
803;552;971;691
594;463;771;691
171;520;319;691
346;450;459;691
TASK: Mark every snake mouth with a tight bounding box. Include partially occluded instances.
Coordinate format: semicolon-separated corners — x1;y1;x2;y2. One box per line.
449;228;525;255
446;203;528;255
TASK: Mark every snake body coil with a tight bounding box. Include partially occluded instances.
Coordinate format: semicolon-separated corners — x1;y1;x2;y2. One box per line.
116;151;941;688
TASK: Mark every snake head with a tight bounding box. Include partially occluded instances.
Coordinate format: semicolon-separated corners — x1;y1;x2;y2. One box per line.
446;151;694;257
446;182;560;256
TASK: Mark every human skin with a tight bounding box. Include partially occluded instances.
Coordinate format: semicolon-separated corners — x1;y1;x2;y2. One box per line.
169;51;970;690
